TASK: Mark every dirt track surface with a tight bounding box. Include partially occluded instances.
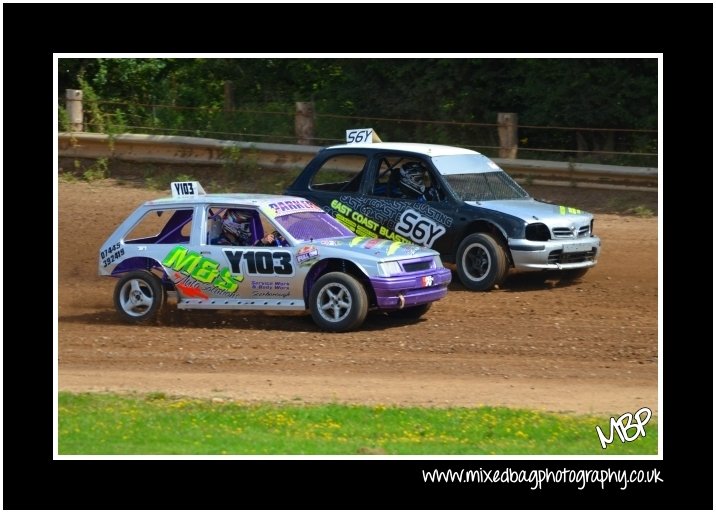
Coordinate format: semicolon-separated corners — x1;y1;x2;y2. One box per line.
58;180;658;415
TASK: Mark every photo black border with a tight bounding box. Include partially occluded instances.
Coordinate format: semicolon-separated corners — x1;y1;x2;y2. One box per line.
5;2;710;510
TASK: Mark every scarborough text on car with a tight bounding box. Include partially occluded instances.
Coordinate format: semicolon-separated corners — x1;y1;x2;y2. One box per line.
285;132;601;291
98;181;451;332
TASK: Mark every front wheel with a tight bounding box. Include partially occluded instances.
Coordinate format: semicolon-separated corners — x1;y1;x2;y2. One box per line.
309;272;368;332
113;271;165;324
456;233;509;291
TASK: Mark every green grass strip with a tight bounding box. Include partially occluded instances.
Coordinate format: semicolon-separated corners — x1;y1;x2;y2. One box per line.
58;392;657;455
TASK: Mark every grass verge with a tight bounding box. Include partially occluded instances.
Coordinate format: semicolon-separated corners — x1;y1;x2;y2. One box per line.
58;392;657;456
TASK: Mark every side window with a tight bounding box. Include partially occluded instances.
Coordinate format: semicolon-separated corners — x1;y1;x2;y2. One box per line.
371;157;395;196
207;206;266;247
125;208;193;245
310;154;367;192
371;156;414;197
258;212;280;242
372;156;444;201
421;165;443;201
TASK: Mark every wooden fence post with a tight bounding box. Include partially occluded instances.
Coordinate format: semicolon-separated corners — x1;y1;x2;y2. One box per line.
295;102;315;145
66;89;83;132
223;80;235;112
497;112;518;159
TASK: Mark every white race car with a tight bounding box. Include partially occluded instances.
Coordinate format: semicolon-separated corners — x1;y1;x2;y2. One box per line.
98;181;451;331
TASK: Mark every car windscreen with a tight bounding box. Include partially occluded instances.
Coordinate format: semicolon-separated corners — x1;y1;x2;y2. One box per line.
275;211;354;241
432;154;529;201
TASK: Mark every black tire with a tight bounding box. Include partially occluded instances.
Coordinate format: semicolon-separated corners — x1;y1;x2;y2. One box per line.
113;271;165;324
560;267;590;282
389;303;432;319
456;233;509;291
309;272;368;332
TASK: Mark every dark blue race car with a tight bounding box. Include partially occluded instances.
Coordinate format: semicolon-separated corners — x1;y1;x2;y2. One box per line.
286;136;601;291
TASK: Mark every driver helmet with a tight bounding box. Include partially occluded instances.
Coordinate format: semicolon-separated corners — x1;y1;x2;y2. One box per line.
222;209;252;244
398;162;427;196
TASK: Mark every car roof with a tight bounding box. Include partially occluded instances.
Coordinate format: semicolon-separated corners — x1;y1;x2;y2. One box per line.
143;193;309;210
325;142;481;157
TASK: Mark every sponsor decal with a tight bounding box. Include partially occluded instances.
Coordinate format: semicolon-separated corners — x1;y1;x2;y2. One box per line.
363;239;382;249
386;241;403;256
559;205;582;215
296;245;319;265
175;280;210;300
250;280;292;298
331;199;411;243
333;196;454;228
319;240;342;246
421;275;434;287
268;199;323;216
162;246;242;294
347;237;418;256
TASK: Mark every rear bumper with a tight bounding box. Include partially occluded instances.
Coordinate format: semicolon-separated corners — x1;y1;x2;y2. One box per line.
370;268;452;309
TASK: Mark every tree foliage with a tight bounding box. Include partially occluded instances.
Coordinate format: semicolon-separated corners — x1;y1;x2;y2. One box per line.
58;57;657;164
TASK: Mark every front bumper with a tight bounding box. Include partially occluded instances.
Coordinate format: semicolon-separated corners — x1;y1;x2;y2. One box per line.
509;236;601;271
370;267;452;309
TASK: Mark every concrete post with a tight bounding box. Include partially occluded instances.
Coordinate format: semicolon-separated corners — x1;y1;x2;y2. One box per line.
295;102;315;145
498;112;518;159
66;89;84;132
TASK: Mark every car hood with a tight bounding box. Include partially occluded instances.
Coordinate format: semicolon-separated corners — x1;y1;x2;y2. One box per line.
465;199;593;226
313;237;436;260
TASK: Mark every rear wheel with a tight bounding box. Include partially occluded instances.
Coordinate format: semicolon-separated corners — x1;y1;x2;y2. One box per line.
309;272;368;332
114;271;165;324
456;233;509;291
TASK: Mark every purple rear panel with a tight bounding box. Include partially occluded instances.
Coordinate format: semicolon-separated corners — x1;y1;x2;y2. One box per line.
370;267;452;310
112;257;164;276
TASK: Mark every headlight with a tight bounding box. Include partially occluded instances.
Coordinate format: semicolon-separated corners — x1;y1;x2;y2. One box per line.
377;261;403;277
525;223;550;241
433;255;443;268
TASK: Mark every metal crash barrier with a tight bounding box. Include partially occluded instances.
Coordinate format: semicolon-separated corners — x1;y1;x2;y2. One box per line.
58;133;657;190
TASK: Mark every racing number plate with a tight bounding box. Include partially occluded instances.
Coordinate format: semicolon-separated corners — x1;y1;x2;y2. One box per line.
563;242;593;253
421;275;435;287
